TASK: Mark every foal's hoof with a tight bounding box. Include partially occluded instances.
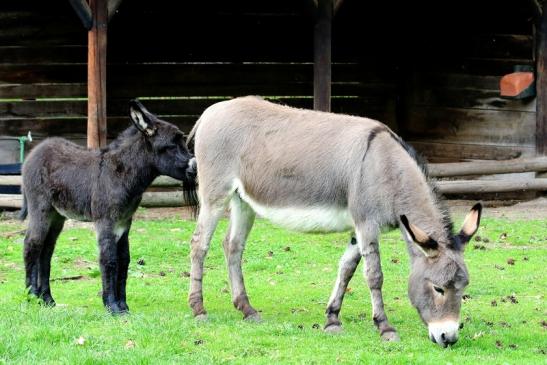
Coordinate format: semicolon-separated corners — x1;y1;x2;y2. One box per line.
324;324;343;334
39;296;56;307
106;303;127;315
194;313;208;321
244;312;262;322
381;330;400;342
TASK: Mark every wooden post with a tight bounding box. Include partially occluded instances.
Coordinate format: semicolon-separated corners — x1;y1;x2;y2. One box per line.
536;1;547;155
313;0;332;112
88;0;108;149
68;0;93;30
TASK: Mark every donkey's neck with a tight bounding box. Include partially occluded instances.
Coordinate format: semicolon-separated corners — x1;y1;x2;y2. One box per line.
395;168;452;254
103;136;159;198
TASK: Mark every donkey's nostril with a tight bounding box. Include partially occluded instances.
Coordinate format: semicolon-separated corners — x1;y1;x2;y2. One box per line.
441;333;446;341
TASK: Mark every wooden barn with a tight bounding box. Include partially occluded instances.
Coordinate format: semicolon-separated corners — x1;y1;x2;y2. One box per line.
0;0;546;205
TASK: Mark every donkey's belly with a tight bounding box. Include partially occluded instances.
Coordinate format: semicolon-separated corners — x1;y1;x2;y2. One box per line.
235;180;353;233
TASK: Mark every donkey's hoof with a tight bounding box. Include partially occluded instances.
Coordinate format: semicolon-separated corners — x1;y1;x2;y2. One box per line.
244;312;262;322
324;324;343;334
195;313;208;321
381;330;400;342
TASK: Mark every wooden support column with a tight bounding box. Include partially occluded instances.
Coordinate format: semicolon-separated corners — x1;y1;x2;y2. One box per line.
536;0;547;155
313;0;333;112
88;0;108;149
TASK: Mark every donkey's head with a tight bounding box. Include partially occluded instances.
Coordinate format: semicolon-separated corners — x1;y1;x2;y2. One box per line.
400;203;482;347
129;99;196;181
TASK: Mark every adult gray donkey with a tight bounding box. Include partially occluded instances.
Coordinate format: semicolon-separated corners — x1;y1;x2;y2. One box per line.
187;96;481;347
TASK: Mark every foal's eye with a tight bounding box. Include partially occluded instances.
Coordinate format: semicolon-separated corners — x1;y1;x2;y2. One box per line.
433;286;445;295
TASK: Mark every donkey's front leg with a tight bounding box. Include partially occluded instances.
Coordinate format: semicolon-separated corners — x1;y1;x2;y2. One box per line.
97;222;122;314
324;236;361;333
356;221;400;341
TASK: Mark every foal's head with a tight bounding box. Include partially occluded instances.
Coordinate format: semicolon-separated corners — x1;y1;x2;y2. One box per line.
400;203;482;347
129;99;196;182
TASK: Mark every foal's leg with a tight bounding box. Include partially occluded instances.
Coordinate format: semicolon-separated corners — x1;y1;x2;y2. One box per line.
115;223;131;312
24;210;53;299
189;203;223;319
324;236;361;332
37;214;65;306
355;221;399;341
96;221;122;314
222;195;259;320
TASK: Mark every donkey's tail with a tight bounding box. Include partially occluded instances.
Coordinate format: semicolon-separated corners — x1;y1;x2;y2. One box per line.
186;116;202;147
19;191;28;221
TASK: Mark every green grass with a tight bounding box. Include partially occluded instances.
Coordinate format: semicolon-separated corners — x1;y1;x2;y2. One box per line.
0;214;546;364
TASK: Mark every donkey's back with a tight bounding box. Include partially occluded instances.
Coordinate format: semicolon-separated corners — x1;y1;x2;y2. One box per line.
192;96;419;232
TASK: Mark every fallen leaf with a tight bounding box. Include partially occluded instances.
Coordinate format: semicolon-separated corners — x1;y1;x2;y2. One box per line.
491;300;497;307
194;339;204;345
283;246;291;252
495;340;503;349
75;336;86;346
499;233;507;240
507;258;515;265
181;271;190;278
125;340;135;349
137;259;145;266
472;331;484;340
494;265;505;271
312;323;321;329
474;235;482;242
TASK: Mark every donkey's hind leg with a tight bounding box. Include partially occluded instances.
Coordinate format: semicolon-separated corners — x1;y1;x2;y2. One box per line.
37;213;65;306
324;236;361;333
189;203;223;319
355;221;399;341
115;223;131;313
222;195;259;321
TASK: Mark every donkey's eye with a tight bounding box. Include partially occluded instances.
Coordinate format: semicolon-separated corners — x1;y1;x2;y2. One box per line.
433;286;445;295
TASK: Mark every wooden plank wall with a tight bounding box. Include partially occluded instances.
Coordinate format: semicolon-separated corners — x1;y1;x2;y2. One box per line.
0;0;538;164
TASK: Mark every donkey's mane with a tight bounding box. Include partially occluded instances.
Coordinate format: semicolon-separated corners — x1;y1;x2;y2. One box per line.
390;133;456;247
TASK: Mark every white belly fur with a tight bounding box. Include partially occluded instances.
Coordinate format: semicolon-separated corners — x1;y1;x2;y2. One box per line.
234;179;354;232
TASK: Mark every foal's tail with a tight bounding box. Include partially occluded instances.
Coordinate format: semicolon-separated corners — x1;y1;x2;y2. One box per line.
19;191;28;221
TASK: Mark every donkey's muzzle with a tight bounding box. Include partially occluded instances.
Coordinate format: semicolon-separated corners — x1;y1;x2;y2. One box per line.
428;320;459;348
185;157;197;180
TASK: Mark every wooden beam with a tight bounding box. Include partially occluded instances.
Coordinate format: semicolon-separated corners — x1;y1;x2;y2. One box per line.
68;0;93;30
313;0;332;112
0;175;22;186
437;178;547;194
536;0;547;155
429;157;547;177
108;0;124;21
88;0;108;149
0;194;22;209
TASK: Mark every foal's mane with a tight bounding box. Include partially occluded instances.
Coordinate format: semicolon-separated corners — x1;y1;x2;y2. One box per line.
104;125;143;152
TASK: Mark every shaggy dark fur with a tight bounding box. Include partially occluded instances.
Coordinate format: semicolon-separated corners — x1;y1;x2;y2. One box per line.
20;99;197;313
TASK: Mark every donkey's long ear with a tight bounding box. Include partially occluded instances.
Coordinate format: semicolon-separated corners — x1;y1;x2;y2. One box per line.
457;203;482;247
129;99;157;137
400;215;439;257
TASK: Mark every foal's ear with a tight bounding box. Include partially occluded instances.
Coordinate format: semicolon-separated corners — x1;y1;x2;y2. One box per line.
129;99;157;137
457;203;482;247
400;215;439;257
